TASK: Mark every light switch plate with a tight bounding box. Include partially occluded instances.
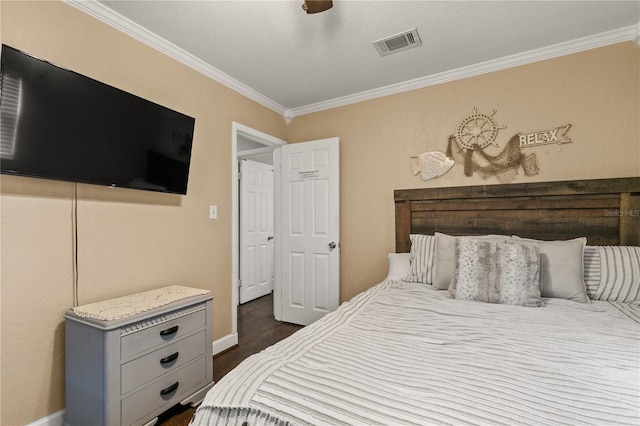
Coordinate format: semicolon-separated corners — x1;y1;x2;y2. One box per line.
209;205;217;220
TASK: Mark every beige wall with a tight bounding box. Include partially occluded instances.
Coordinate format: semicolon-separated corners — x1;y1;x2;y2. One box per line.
1;2;639;424
0;2;287;424
288;42;640;303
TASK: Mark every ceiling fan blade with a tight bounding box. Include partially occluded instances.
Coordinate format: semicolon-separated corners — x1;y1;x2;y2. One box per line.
302;0;333;14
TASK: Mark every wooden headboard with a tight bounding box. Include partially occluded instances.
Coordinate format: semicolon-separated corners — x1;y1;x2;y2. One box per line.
395;177;640;252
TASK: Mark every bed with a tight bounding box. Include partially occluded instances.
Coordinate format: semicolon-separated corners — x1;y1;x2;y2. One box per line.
192;177;640;426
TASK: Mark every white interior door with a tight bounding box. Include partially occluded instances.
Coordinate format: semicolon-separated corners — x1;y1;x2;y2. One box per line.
239;159;274;304
275;137;340;326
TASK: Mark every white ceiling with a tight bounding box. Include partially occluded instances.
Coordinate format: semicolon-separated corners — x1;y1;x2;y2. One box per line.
76;1;639;120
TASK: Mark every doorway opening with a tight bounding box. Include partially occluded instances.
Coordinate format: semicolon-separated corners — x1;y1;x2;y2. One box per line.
230;122;286;342
238;158;274;304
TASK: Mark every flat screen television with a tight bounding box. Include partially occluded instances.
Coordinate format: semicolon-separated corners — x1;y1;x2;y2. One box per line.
0;45;195;195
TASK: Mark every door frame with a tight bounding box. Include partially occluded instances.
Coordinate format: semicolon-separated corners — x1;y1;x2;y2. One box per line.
231;122;285;338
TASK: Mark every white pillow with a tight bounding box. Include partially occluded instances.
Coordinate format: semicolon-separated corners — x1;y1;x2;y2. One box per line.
592;246;640;302
509;236;589;303
434;232;509;290
386;253;411;281
403;234;436;284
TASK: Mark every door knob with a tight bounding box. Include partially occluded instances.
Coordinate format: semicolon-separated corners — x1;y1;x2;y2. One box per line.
328;242;336;250
268;236;274;241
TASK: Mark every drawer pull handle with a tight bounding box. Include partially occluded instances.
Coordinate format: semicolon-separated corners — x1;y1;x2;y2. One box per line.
160;381;179;396
160;352;179;365
160;325;179;337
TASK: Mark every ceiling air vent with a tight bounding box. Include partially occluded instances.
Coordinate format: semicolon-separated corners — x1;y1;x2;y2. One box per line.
373;28;422;57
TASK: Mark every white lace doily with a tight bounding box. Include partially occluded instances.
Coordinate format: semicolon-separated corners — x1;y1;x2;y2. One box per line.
70;285;211;322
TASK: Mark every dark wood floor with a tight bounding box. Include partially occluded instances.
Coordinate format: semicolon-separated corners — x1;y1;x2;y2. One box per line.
156;292;303;425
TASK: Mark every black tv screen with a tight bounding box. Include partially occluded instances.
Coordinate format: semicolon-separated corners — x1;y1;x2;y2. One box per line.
0;45;195;195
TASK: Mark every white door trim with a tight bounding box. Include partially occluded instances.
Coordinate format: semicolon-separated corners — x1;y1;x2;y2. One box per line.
231;122;285;336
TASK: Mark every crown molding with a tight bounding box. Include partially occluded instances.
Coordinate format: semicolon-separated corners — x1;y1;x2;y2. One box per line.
64;0;288;117
289;23;640;119
63;1;638;125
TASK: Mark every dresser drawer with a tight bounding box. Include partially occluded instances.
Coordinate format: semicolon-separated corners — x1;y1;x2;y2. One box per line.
121;308;206;360
122;356;207;426
121;330;206;395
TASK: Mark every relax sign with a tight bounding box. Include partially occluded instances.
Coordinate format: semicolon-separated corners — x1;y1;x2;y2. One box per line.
519;124;572;148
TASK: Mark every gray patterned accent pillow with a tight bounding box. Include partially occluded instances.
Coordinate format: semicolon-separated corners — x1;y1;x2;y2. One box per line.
450;239;542;307
496;243;542;307
449;239;494;302
434;232;509;290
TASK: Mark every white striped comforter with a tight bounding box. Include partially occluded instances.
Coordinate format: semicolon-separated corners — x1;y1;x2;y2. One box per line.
192;281;640;426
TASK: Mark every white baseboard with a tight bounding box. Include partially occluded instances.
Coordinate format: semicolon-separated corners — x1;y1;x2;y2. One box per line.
28;335;237;426
26;409;65;426
212;332;238;355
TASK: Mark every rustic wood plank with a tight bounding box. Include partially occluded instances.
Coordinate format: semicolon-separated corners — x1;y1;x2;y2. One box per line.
394;177;640;202
409;195;620;212
395;177;640;250
395;200;412;253
412;208;618;220
410;217;619;245
620;192;640;245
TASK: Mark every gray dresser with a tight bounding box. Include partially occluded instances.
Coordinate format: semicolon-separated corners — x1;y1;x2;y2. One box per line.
64;286;214;426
